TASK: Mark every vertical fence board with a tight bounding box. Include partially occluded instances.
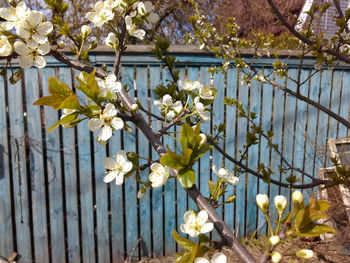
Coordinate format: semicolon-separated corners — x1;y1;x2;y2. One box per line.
109;116;124;262
0;74;13;259
136;66;152;257
59;67;81;263
270;75;285;226
328;70;342;143
94;141;109;263
236;71;248;237
150;66;164;257
224;67;237;232
292;69;309;197
246;75;261;235
42;67;66;263
187;67;199;212
176;67;187;243
339;70;350;138
149;65;164;254
74;69;96;263
281;69;298;204
122;66;139;259
304;70;321;194
25;68;50;263
162;68;176;255
199;66;211;198
317;70;332;172
258;69;273;235
212;72;225;239
8;71;32;263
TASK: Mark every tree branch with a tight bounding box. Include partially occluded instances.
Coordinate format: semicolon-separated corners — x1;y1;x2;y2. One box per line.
266;0;350;64
333;0;349;33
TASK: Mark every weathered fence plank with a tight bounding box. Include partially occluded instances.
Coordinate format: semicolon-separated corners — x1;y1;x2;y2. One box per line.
25;68;50;263
0;74;14;260
42;67;66;263
8;71;32;263
59;67;81;263
149;66;164;257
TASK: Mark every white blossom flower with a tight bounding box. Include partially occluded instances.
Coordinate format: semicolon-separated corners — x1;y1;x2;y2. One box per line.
81;25;91;37
0;35;13;57
274;195;287;217
256;194;269;213
105;32;119;48
180;210;213;238
104;73;122;95
271;252;282;263
178;80;201;91
60;109;77;128
144;12;159;29
199;84;215;100
292;191;304;206
212;165;239;186
0;1;28;31
154;94;183;119
17;10;53;44
194;97;210;122
103;150;133;185
88;103;124;143
149;163;169;188
125;15;146;40
268;235;280;246
194;252;227;263
296;249;313;259
86;1;114;27
14;40;50;69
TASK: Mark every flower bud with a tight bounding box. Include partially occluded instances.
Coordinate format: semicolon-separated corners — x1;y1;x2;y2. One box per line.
274;195;287;217
81;25;91;37
292;191;304;207
131;104;139;111
256;194;269;213
199;133;207;145
268;235;280;246
57;41;65;49
271;252;282;263
295;249;313;259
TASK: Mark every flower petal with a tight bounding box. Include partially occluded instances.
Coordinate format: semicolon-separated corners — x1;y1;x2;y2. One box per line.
116;150;127;163
37;21;53;35
114;172;124;185
211;252;227;263
150;162;162;172
88;118;103;131
111;117;124;130
98;125;113;141
122;161;133;173
162;94;173;106
200;222;213;234
19;55;33;69
34;56;46;69
194;258;210;263
103;170;118;183
103;157;118;170
197;210;208;225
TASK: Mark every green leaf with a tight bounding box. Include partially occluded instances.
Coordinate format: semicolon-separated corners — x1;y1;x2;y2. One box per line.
180;123;193;150
180;148;193;166
226;195;236;203
75;70;99;101
178;169;196;188
208;180;216;197
58;94;81;110
172;230;196;251
160;153;183;169
296;224;336;237
48;113;77;132
198;234;210;244
48;77;73;97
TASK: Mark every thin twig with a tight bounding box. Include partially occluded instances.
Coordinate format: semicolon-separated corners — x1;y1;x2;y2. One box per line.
127;238;142;263
333;0;349;33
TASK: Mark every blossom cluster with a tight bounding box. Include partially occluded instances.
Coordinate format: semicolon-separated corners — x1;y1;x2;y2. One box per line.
154;80;215;121
86;0;159;41
0;2;53;68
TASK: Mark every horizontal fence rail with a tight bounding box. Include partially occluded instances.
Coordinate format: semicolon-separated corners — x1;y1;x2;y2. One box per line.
1;48;350;262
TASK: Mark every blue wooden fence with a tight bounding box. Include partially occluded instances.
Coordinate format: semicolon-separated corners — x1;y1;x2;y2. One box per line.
0;47;350;262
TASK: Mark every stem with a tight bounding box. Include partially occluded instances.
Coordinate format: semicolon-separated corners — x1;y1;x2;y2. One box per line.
265;213;274;236
276;216;281;234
